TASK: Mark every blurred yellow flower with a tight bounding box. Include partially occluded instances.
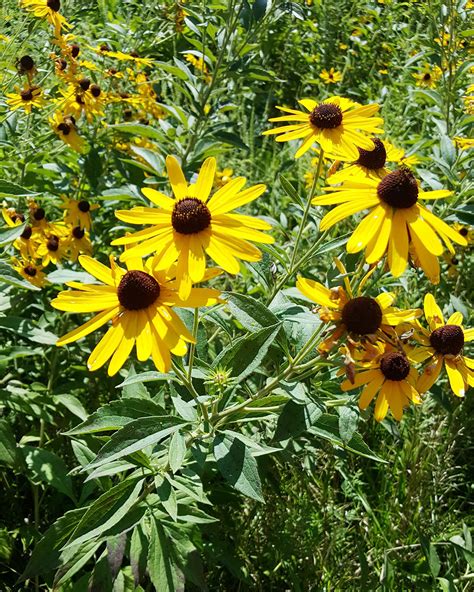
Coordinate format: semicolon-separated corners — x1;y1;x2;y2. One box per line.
413;64;442;88
50;112;86;152
6;86;45;114
319;68;343;84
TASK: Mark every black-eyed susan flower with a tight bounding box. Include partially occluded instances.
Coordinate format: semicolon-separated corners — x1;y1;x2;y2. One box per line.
51;255;220;376
319;68;343;84
312;168;468;283
60;197;99;230
341;342;421;422
20;0;71;36
57;81;106;122
112;156;273;298
326;138;405;184
296;263;421;353
17;55;37;82
6;86;45;114
66;226;92;261
36;232;67;266
262;95;384;160
50;112;86;153
413;294;473;397
12;257;47;288
413;63;442;89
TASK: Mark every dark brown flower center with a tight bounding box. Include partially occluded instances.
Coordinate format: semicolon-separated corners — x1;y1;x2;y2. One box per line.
21;225;33;239
356;138;387;170
309;103;343;129
75;94;85;105
19;55;35;72
79;78;90;91
430;325;464;356
24;265;37;277
33;207;45;221
380;352;410;381
72;226;85;239
47;236;59;251
117;270;160;310
20;88;33;101
78;200;90;212
47;0;60;11
57;123;71;135
377;168;418;209
171;198;211;234
90;84;101;97
57;58;67;71
423;73;431;81
341;296;382;335
11;213;25;223
459;227;468;237
70;44;80;58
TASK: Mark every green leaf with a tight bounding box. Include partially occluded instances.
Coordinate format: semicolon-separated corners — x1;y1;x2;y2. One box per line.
215;322;282;380
213;432;264;502
117;371;175;388
273;400;322;441
0;180;38;197
280;175;304;207
252;0;268;20
224;292;280;332
0;316;57;344
420;533;441;577
86;416;187;470
155;475;178;521
0;222;26;247
168;430;187;473
148;517;179;592
64;478;144;549
0;419;20;468
338;406;359;444
109;123;164;141
130;523;148;587
65;398;165;435
21;446;75;501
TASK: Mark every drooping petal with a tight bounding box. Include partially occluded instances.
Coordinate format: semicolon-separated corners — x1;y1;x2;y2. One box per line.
56;306;120;346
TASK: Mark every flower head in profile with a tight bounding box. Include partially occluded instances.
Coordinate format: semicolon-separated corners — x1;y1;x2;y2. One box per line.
312;167;467;283
12;257;47;288
413;63;442;89
296;260;421;353
50;112;86;153
51;255;220;376
326;137;405;184
262;95;384;160
65;226;92;261
6;86;45;114
60;197;99;230
319;68;343;85
20;0;71;36
413;294;473;397
2;209;40;259
112;156;273;298
341;342;421;422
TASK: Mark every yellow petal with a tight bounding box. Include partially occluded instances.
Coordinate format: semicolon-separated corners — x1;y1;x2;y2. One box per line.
195;157;216;202
79;255;115;286
87;321;124;371
408;213;444;256
188;234;206;283
107;313;137;376
207;176;247;214
365;212;392;264
445;359;466;397
346;206;385;253
166;155;188;200
296;277;338;308
142;188;175;210
320;198;379;231
56;306;120;346
423;294;444;330
410;230;440;284
341;369;380;391
417;356;443;393
359;372;384;409
388;209;408;277
375;292;395;311
374;382;389;422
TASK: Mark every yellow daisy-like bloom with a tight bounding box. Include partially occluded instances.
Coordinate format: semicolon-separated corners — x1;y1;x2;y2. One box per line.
214;168;234;188
413;294;473;397
66;226;92;261
453;137;474;151
51;255;220;376
413;64;442;89
263;95;384;160
312;168;468;283
90;46;154;67
112;156;273;298
2;209;41;259
5;86;45;114
57;81;106;122
60;197;99;230
319;68;343;84
296;269;420;353
50;112;86;153
341;342;421;422
20;0;71;36
326;137;405;184
12;257;47;288
36;232;67;266
452;223;473;245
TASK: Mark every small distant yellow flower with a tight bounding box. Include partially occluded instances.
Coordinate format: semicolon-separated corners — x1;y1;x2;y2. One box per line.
413;64;442;89
6;86;45;114
215;168;233;188
452;223;473;245
434;31;450;47
20;0;71;36
66;226;92;261
319;68;343;84
12;257;47;288
36;233;68;266
60;197;99;230
184;53;211;83
339;43;348;50
453;137;474;151
413;294;474;397
90;46;154;67
50;112;86;153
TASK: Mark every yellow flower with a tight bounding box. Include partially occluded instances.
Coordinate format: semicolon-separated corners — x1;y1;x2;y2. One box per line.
452;223;473;245
214;168;233;188
51;255;220;376
36;232;68;266
6;86;45;114
453;137;474;151
60;197;99;230
413;64;442;89
12;257;47;288
50;112;86;153
20;0;71;36
326;138;405;184
112;156;273;298
413;294;473;397
297;267;420;353
90;46;154;67
263;95;384;160
312;168;468;283
56;81;106;122
184;53;211;83
319;68;343;84
341;342;421;422
65;226;92;261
